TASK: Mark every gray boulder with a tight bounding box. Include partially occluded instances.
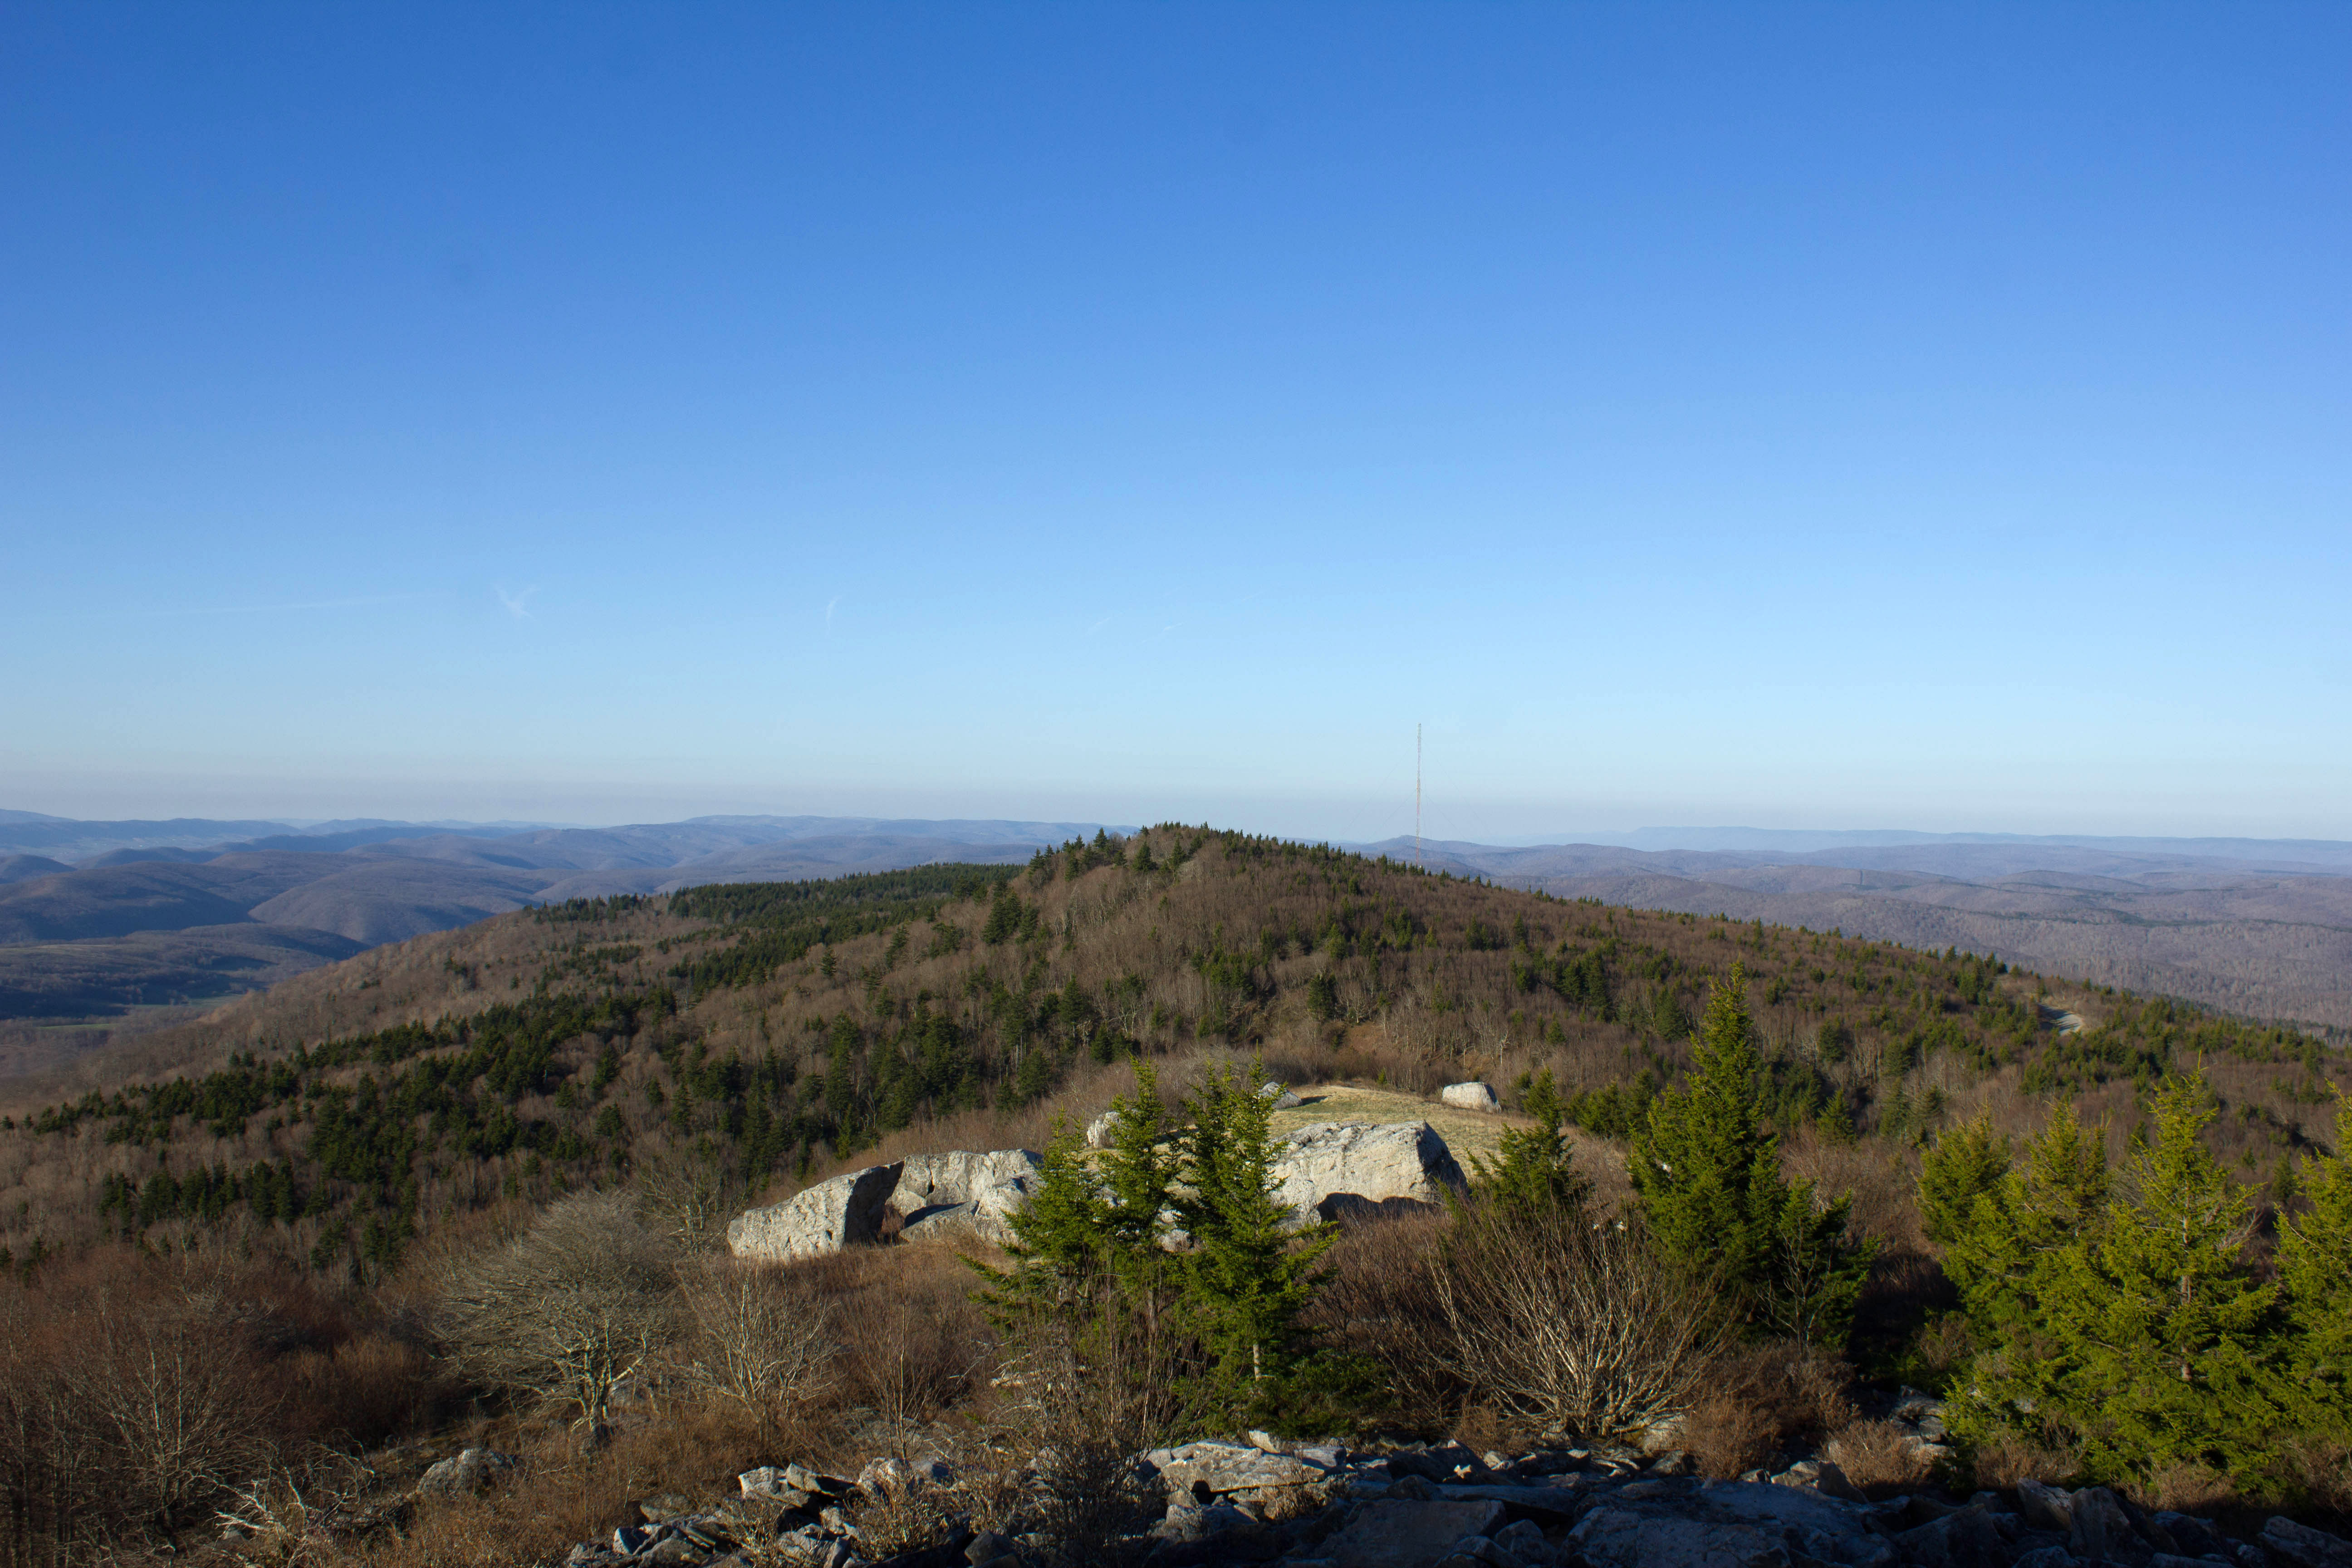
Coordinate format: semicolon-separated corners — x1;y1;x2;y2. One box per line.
1318;1499;1505;1568
1895;1507;2008;1568
889;1150;1041;1245
2264;1518;2352;1568
1441;1082;1502;1113
1261;1082;1304;1109
1270;1121;1468;1223
416;1446;517;1498
1086;1110;1123;1149
728;1163;903;1261
1774;1459;1867;1504
2071;1488;2146;1564
2017;1482;2075;1535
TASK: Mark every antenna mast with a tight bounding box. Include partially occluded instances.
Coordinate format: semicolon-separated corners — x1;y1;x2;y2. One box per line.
1415;722;1422;870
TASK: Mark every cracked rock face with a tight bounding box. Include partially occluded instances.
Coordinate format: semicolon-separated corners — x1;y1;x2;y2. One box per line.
1268;1121;1468;1224
726;1163;902;1262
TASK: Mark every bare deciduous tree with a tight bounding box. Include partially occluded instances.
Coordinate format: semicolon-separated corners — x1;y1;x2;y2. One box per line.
435;1191;678;1431
1435;1215;1725;1440
674;1256;839;1416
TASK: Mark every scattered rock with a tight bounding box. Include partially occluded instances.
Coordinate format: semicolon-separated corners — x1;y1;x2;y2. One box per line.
1086;1111;1122;1149
1441;1082;1502;1113
1317;1498;1506;1568
2070;1488;2145;1564
1774;1458;1867;1504
1269;1120;1468;1223
414;1446;518;1499
729;1163;904;1261
2016;1481;2074;1535
2263;1517;2352;1568
1261;1082;1304;1109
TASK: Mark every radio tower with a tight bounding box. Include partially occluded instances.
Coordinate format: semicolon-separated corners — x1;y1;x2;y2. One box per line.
1415;723;1423;870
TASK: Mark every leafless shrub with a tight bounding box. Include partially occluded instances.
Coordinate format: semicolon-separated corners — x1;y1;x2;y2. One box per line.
636;1150;741;1252
1434;1215;1726;1441
1306;1210;1456;1431
434;1191;679;1431
990;1298;1213;1568
674;1256;839;1418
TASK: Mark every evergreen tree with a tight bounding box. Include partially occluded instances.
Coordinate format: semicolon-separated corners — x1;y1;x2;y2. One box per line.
1918;1112;2012;1249
2048;1075;2285;1482
1630;963;1870;1345
971;1117;1108;1323
1943;1102;2106;1327
2279;1089;2352;1438
1100;1061;1179;1264
1175;1060;1335;1404
1630;962;1780;1290
1467;1070;1592;1226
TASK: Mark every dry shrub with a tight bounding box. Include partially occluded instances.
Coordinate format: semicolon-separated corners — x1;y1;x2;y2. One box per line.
433;1191;680;1432
1824;1419;1936;1490
1435;1214;1725;1442
2135;1461;2237;1516
1305;1210;1455;1431
674;1256;840;1427
1677;1340;1856;1479
1967;1429;2081;1491
985;1297;1213;1568
283;1333;444;1449
1683;1387;1779;1479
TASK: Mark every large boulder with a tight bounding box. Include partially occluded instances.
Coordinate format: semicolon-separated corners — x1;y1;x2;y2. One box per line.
889;1150;1041;1245
1270;1121;1467;1223
1317;1499;1504;1568
727;1163;903;1262
1441;1082;1502;1113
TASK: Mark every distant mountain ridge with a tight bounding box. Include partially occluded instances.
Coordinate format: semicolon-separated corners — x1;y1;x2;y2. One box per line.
0;813;1126;1029
1351;832;2352;1031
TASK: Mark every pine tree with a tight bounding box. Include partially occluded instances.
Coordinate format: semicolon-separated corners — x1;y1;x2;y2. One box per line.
1175;1060;1335;1405
2048;1075;2285;1482
1100;1061;1178;1263
2279;1089;2352;1437
1918;1112;2012;1249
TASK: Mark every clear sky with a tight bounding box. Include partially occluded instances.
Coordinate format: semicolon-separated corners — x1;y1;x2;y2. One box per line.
4;4;2346;843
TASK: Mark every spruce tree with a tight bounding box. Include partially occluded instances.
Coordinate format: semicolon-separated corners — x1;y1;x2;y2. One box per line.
1468;1070;1592;1226
2049;1075;2285;1482
1629;963;1871;1344
2279;1089;2352;1438
971;1117;1107;1324
1918;1112;2012;1249
1175;1060;1334;1404
1630;961;1780;1289
1943;1101;2106;1326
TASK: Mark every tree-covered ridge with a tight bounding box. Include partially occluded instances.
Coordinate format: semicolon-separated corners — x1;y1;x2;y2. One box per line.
0;827;2336;1287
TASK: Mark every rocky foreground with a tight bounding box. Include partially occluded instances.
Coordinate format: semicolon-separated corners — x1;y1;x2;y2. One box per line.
396;1406;2352;1568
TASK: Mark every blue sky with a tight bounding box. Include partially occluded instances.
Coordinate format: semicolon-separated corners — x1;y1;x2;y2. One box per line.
4;3;2346;842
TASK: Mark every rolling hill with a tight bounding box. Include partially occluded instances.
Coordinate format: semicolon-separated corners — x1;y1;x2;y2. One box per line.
0;826;2333;1284
0;814;1119;1033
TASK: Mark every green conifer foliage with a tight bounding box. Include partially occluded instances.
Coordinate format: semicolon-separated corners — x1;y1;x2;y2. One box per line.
1918;1112;2012;1249
1628;963;1871;1345
971;1117;1107;1323
1943;1102;2107;1325
2054;1075;2283;1482
1175;1061;1336;1401
2279;1090;2352;1437
1468;1069;1592;1226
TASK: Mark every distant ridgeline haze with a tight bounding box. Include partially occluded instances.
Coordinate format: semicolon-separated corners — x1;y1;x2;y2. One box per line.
0;828;2332;1284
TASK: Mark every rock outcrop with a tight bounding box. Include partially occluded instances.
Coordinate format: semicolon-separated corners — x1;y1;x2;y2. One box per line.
726;1163;902;1262
889;1150;1041;1246
1440;1082;1502;1113
1269;1120;1467;1223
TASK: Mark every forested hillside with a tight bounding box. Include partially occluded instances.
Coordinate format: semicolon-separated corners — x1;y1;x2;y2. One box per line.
0;826;2332;1282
